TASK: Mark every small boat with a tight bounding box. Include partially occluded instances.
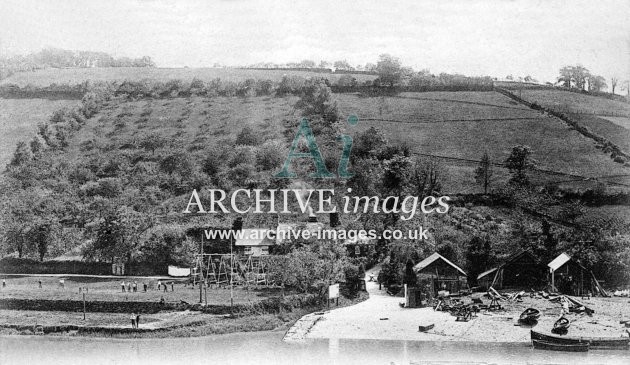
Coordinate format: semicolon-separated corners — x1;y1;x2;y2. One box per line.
519;308;541;323
531;330;630;350
552;316;570;334
532;340;589;352
418;324;434;332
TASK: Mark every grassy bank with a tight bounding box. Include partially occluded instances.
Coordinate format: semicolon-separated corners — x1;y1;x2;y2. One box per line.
0;291;368;338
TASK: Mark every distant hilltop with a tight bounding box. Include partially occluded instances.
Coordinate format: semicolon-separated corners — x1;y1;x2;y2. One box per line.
0;48;155;80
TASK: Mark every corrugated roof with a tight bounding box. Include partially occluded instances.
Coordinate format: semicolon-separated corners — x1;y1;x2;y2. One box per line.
477;267;498;280
413;252;467;276
234;229;275;246
548;252;572;271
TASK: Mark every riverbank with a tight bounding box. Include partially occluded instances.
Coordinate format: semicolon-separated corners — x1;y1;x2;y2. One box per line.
302;270;630;343
0;275;368;338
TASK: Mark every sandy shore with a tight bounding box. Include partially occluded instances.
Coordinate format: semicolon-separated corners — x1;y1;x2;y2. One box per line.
305;268;630;342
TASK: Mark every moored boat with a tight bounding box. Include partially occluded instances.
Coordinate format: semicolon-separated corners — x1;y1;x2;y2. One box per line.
532;339;589;352
531;330;630;350
552;316;570;334
418;324;434;332
519;308;541;324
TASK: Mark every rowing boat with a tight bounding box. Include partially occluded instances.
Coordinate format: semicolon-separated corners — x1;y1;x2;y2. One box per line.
531;330;630;350
532;339;589;352
519;308;540;324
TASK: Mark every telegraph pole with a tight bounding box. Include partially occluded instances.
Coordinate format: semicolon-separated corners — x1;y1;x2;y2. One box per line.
230;236;234;312
199;233;203;304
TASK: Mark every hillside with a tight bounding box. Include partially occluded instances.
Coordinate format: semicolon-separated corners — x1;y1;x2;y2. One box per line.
515;88;630;157
0;98;79;167
338;91;630;193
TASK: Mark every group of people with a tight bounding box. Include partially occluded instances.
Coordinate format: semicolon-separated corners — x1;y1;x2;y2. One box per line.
120;280;175;293
156;280;175;292
130;313;141;329
120;281;148;293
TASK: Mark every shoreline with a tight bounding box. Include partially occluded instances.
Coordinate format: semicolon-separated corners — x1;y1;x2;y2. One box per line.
296;270;630;344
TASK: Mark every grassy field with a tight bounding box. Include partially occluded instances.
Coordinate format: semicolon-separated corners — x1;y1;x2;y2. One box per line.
518;89;630;116
0;67;377;87
567;113;630;153
0;276;278;304
338;91;630;191
0;98;79;168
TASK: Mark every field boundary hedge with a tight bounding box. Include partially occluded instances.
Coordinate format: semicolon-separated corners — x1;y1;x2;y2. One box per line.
0;293;323;315
495;87;630;164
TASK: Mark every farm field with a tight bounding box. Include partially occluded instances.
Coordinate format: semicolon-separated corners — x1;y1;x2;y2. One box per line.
338;91;630;188
0;98;79;168
0;276;277;304
0;67;376;87
567;113;630;153
518;89;630;116
599;115;630;130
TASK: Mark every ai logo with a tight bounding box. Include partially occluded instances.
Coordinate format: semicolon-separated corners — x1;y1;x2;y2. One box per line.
274;115;359;179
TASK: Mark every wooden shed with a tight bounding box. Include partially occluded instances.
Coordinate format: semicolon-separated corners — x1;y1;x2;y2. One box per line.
413;252;468;297
480;250;547;290
548;252;605;296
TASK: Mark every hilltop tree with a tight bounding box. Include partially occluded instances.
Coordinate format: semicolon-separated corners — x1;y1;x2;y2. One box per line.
376;54;403;87
333;60;353;71
558;65;590;90
611;77;619;95
505;145;537;185
474;152;493;194
588;75;607;92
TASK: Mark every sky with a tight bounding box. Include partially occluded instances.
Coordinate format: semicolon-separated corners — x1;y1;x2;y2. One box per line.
1;0;628;85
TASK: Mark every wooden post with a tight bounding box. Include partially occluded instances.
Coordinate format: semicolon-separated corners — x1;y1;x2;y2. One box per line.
200;234;203;304
82;292;86;320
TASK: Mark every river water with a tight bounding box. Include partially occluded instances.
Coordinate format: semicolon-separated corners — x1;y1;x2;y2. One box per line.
1;332;629;365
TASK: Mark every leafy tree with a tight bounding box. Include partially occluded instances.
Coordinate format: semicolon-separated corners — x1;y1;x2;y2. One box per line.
139;133;167;155
558;65;590;90
294;78;339;123
298;60;316;68
402;259;417;287
474;152;493;194
465;236;493;284
236;126;261;146
505;145;537;185
588;75;607;92
92;206;154;268
376;54;402;87
8;141;32;167
333;60;353;71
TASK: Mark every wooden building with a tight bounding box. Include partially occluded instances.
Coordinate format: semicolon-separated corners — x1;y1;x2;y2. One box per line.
234;228;275;256
548;252;604;296
477;250;546;290
413;252;468;297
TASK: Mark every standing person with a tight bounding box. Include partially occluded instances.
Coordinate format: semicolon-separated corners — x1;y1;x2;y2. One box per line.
121;281;126;293
157;280;161;291
143;282;147;292
163;282;167;292
38;280;42;289
136;313;140;328
2;278;6;288
127;282;131;292
59;279;65;289
133;281;137;292
170;282;174;292
130;313;136;329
